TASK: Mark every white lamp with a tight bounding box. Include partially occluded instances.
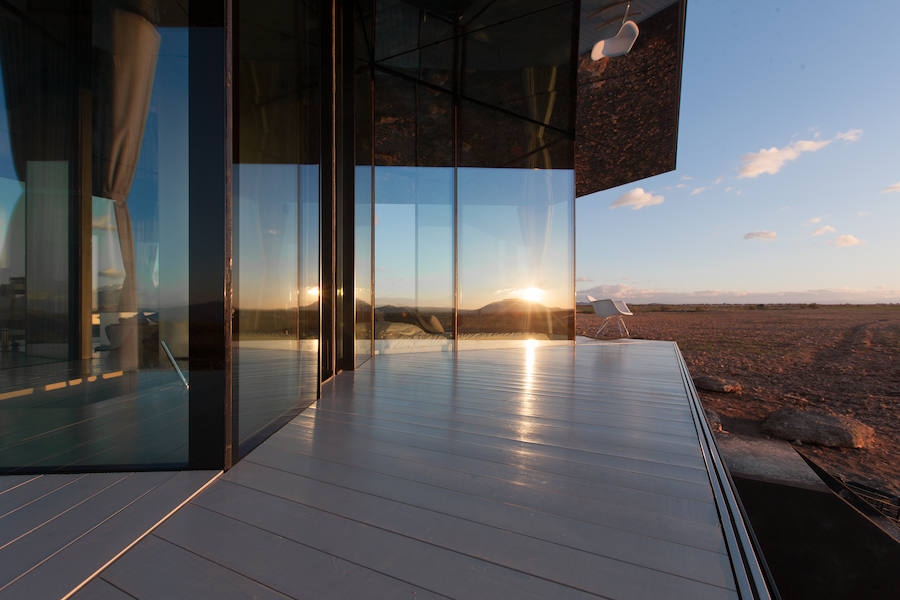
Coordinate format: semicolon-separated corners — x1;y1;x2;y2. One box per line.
591;19;639;60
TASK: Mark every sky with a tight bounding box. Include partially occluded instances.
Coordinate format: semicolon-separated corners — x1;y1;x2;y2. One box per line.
576;0;900;304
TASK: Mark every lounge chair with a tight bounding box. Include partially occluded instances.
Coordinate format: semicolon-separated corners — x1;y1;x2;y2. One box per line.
586;296;633;338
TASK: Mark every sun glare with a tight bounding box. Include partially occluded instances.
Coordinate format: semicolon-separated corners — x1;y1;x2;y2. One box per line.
518;287;544;303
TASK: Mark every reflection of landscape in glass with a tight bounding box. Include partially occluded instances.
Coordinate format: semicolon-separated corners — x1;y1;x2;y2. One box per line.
458;167;573;341
372;166;574;346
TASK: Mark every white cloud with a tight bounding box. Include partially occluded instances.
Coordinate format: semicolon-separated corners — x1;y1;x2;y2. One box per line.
680;175;692;181
809;216;822;224
858;211;871;217
832;234;862;247
575;276;592;282
835;128;863;142
690;187;706;196
812;225;836;236
738;139;831;178
715;176;723;184
736;190;743;196
725;186;734;192
610;187;664;210
675;183;688;189
881;182;900;193
744;231;777;240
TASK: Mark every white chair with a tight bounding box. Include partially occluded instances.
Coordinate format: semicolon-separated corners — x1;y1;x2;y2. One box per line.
591;20;639;60
587;296;633;338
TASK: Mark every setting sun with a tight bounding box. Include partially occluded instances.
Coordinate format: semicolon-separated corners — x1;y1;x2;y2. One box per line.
518;287;544;303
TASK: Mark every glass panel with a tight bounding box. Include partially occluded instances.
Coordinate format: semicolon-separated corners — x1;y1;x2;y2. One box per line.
0;2;192;470
373;67;453;354
355;3;374;367
461;3;575;134
457;167;574;346
459;99;573;169
374;166;454;354
234;0;320;455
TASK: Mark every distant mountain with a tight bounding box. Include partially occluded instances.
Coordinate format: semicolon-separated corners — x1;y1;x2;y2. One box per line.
471;299;565;314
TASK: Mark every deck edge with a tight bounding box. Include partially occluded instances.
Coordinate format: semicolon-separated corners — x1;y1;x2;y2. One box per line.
673;343;780;600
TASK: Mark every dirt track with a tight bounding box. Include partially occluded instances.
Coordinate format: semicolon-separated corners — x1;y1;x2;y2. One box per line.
577;305;900;496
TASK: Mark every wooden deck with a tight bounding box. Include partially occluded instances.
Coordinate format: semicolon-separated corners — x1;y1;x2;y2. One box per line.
0;469;218;599
71;340;763;599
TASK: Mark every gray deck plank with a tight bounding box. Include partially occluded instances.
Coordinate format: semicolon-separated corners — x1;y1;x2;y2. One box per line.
0;473;167;592
155;503;444;600
0;475;39;495
252;428;721;530
287;405;710;482
1;470;217;599
310;401;705;460
72;578;135;600
239;450;733;587
0;474;87;516
283;412;713;500
101;535;291;600
317;384;699;433
0;472;126;547
192;480;599;600
225;460;736;597
276;417;716;514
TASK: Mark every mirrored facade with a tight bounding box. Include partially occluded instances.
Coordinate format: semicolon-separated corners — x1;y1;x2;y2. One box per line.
233;0;321;457
0;0;685;472
0;1;197;470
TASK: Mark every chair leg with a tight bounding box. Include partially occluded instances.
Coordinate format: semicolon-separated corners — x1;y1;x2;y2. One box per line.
596;318;609;336
621;318;630;338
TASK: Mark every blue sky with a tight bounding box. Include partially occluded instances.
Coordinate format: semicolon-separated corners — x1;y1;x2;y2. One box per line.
576;0;900;303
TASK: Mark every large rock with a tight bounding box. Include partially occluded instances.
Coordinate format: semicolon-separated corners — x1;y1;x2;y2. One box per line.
762;407;875;449
704;408;724;432
693;375;742;393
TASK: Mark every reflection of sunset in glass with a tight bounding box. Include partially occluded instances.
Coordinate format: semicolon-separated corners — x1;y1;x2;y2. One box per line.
517;287;544;303
306;286;320;298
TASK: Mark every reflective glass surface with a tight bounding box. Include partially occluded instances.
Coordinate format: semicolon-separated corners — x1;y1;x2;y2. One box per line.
234;0;320;455
373;64;454;354
374;166;454;353
369;0;577;353
355;1;374;367
0;2;193;470
458;167;574;344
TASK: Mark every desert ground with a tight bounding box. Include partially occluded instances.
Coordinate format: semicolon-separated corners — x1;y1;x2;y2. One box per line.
577;304;900;497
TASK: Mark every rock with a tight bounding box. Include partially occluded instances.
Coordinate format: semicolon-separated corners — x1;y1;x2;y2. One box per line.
762;407;875;449
704;408;724;432
693;375;743;394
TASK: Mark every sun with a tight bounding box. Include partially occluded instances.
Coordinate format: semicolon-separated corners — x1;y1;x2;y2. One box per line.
518;287;544;303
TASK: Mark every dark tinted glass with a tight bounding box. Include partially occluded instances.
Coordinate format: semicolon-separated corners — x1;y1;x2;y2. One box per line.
234;0;320;455
355;0;374;367
0;2;197;470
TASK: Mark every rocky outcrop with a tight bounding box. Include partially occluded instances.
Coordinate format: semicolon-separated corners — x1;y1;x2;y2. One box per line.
704;408;724;432
693;375;742;394
762;407;875;449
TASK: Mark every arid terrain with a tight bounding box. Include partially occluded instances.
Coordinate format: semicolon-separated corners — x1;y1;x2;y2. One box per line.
577;304;900;497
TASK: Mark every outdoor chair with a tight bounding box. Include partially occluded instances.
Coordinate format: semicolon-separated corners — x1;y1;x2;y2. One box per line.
587;296;633;338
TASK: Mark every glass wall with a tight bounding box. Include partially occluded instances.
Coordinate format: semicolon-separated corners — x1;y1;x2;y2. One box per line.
354;0;374;367
373;65;454;354
369;0;577;353
0;1;197;470
234;0;320;456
